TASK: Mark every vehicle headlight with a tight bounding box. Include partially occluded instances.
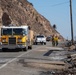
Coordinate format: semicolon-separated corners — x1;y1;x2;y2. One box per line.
2;39;6;42
18;39;22;42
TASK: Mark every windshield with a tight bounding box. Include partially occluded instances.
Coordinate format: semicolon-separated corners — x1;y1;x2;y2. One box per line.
2;28;12;35
36;35;44;38
13;28;26;35
1;28;26;35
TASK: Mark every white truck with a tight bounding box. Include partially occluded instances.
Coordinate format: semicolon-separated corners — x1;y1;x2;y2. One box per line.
34;35;46;45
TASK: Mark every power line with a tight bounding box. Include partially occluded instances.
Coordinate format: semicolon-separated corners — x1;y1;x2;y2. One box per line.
51;1;69;7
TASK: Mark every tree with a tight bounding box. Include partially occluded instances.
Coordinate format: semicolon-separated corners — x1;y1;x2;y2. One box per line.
53;24;57;30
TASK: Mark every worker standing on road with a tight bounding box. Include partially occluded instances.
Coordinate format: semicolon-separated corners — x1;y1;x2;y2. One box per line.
52;34;55;46
54;35;58;46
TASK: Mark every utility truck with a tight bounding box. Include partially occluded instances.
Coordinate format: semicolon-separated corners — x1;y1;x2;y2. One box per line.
1;25;34;51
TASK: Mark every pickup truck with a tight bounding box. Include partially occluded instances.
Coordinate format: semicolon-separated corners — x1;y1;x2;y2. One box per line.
34;35;46;45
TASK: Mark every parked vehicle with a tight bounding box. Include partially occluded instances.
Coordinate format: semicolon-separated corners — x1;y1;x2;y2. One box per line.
34;35;46;45
65;40;72;47
46;36;51;41
1;25;34;51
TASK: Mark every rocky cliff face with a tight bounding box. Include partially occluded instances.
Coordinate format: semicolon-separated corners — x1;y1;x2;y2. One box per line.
0;0;64;40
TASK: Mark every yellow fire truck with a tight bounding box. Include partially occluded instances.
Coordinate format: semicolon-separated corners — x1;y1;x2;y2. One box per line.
1;25;33;51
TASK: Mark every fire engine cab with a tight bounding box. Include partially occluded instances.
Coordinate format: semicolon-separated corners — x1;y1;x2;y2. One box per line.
1;25;33;51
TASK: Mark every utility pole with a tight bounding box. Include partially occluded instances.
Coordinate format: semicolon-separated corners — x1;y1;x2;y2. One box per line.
70;0;74;45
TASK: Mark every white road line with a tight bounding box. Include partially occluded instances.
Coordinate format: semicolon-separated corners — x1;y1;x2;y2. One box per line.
0;47;40;69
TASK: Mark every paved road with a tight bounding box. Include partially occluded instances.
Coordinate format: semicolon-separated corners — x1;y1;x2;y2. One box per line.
0;42;71;75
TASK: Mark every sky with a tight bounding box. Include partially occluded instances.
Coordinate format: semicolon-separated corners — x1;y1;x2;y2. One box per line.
28;0;76;40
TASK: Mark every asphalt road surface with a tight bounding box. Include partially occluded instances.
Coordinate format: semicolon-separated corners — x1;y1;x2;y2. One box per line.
0;42;74;75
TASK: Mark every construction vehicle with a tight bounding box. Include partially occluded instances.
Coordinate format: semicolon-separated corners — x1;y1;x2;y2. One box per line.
1;25;34;51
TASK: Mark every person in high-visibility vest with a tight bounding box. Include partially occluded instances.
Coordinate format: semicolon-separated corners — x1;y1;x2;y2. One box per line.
54;35;58;46
51;35;55;46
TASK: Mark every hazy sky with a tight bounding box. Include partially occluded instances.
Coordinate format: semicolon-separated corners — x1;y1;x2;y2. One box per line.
28;0;76;40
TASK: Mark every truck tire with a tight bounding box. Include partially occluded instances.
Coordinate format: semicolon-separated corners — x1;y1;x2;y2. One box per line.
44;43;46;45
23;47;27;51
28;46;32;49
41;42;43;45
2;48;8;52
36;42;37;45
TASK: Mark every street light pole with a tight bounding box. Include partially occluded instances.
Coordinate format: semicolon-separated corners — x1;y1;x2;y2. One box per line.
70;0;74;45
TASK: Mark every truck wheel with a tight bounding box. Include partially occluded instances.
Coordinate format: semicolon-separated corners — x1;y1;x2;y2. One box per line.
23;47;27;51
36;42;37;45
44;43;46;45
28;46;32;49
30;46;32;49
2;48;8;52
41;42;43;45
